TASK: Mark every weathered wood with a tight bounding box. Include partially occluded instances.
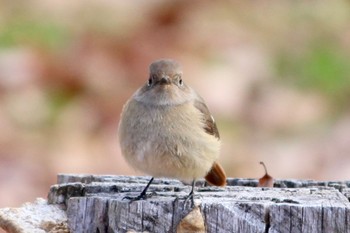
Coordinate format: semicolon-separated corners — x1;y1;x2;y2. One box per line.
0;198;69;233
46;174;350;233
1;174;350;233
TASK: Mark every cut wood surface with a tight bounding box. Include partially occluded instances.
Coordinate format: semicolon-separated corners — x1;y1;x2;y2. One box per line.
0;198;68;233
1;174;350;233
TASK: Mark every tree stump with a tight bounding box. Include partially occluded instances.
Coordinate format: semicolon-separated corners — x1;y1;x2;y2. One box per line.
1;174;350;233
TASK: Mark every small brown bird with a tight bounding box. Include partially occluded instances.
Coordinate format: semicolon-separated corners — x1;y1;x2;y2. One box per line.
118;59;226;200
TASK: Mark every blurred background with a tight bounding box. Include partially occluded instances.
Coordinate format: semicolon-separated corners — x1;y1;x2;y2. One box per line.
1;0;350;208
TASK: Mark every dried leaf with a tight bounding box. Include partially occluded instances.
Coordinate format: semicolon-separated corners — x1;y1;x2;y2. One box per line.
176;206;205;233
258;161;274;187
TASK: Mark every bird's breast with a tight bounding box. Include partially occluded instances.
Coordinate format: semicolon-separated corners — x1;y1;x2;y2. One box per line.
118;100;220;179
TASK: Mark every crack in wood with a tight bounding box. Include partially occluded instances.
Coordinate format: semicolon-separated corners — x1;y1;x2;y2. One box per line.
264;206;271;233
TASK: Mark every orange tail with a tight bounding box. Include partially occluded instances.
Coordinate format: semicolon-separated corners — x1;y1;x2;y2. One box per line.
205;161;226;186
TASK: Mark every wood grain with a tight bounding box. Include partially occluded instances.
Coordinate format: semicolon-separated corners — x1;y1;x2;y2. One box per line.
47;175;350;233
1;175;350;233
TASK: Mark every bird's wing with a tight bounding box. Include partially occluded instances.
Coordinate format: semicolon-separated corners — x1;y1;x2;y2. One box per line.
193;94;226;186
193;96;220;139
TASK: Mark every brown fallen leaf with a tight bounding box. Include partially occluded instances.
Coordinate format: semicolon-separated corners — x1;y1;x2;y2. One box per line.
176;206;205;233
258;161;274;187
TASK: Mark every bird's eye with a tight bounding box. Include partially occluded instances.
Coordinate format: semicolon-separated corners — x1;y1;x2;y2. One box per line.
148;78;152;86
174;74;183;86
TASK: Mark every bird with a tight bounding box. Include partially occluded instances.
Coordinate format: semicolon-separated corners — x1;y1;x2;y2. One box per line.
118;59;226;200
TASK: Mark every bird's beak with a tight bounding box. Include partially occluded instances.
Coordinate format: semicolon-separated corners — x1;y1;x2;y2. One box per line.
159;76;171;85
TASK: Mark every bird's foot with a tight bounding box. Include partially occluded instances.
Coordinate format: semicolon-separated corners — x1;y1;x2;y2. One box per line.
183;190;195;208
123;191;155;201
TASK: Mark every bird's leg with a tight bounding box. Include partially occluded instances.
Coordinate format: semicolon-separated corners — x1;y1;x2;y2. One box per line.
189;179;195;197
123;177;154;201
184;179;196;207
